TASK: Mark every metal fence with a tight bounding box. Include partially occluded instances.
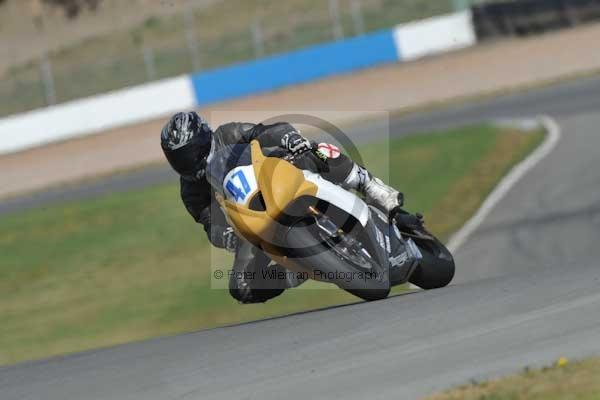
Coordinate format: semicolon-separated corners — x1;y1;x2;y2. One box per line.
0;0;464;118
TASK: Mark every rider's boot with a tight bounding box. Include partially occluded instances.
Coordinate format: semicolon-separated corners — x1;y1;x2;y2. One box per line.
342;164;403;214
343;163;425;231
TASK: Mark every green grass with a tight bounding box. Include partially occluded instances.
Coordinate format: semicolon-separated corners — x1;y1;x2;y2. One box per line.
0;125;543;365
0;0;455;117
426;357;600;400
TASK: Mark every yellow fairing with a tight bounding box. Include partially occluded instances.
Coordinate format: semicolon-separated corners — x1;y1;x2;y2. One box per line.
219;140;317;248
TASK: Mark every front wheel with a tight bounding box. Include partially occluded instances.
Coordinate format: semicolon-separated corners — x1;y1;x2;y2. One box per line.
409;235;455;289
285;222;390;301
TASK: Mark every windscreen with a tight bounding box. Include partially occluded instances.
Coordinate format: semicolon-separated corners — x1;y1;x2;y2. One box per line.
206;143;253;195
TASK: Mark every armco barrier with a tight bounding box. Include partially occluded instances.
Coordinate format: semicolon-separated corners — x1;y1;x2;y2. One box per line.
473;0;600;39
0;12;477;155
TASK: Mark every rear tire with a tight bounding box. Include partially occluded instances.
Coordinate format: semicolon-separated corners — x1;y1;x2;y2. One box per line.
286;223;390;301
409;236;455;289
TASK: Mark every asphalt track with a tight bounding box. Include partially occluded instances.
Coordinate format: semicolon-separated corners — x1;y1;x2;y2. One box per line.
2;75;600;399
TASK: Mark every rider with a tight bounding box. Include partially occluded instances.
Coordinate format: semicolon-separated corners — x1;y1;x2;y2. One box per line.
160;111;418;304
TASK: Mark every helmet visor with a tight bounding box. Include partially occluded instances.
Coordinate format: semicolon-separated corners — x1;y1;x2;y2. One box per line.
165;141;210;181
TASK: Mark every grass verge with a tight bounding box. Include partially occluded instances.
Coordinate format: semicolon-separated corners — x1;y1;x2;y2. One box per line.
426;357;600;400
0;124;543;365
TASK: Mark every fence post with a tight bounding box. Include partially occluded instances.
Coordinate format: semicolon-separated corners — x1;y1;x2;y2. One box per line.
561;0;579;26
142;45;157;81
351;0;365;35
39;53;57;106
184;10;201;72
328;0;344;40
35;0;56;107
251;19;266;58
453;0;471;12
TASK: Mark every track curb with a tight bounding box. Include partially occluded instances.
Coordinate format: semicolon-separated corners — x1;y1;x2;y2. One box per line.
445;115;562;253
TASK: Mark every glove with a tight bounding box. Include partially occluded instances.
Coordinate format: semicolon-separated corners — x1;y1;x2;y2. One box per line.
221;227;238;253
391;208;425;231
209;225;238;252
281;131;312;155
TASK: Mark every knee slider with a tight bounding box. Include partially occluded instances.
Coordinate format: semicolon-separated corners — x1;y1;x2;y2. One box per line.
229;287;285;304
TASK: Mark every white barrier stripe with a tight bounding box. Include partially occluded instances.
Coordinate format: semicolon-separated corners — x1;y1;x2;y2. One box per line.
0;11;479;155
393;10;477;62
0;75;196;155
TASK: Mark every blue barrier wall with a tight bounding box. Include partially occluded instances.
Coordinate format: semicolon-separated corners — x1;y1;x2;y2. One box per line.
1;12;482;155
190;29;399;106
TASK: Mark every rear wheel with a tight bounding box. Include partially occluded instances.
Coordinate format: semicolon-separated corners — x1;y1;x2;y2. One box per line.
409;235;455;289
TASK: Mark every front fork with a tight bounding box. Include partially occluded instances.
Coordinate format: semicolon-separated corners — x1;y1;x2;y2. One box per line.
308;206;340;237
307;205;385;267
369;206;423;285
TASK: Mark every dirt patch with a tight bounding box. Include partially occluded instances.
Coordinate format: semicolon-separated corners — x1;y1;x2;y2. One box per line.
3;22;600;198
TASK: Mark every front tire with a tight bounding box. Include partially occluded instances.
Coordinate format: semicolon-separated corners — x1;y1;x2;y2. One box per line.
285;223;390;301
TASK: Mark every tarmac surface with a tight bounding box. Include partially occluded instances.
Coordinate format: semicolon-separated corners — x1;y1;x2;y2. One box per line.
2;76;600;399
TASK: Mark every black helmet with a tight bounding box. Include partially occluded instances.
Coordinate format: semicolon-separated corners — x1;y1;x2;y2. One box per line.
161;112;213;181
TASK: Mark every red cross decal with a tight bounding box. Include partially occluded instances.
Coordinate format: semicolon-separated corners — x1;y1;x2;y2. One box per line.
317;143;341;159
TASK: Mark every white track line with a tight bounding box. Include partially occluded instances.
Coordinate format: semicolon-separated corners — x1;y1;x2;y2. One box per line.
445;115;562;253
408;116;561;290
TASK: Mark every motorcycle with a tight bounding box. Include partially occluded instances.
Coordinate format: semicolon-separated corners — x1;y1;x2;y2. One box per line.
207;140;455;301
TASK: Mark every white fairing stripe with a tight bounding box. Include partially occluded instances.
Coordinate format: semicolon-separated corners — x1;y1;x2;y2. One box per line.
303;171;369;226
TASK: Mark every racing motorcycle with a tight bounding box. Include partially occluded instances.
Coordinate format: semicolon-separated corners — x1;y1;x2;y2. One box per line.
207;140;455;301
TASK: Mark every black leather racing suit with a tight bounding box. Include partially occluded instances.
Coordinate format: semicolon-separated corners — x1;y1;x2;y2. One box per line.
180;122;355;303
